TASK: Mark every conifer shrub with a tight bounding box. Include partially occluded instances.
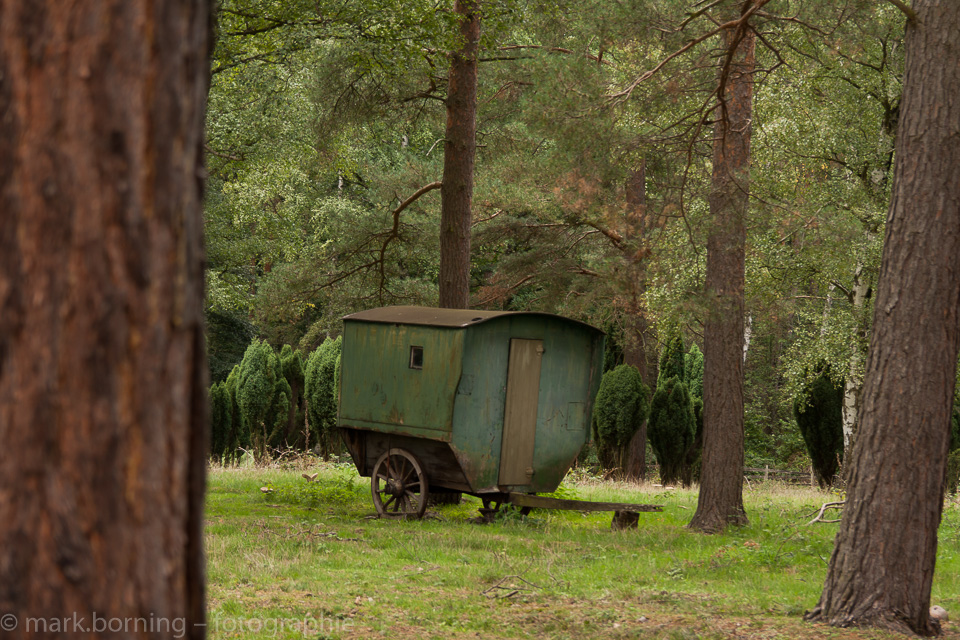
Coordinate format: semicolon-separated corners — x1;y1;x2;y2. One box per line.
657;328;685;386
305;336;342;458
793;367;844;488
591;364;651;472
237;339;288;462
680;344;704;486
209;382;231;460
276;344;306;448
947;390;960;494
648;375;696;486
947;450;960;495
684;343;704;400
681;396;704;487
223;364;247;463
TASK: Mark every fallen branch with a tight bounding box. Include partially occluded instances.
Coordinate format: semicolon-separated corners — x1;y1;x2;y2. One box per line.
807;501;845;525
481;575;542;599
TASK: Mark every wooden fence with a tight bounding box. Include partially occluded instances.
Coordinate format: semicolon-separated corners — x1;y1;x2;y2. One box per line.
744;465;816;486
638;463;817;486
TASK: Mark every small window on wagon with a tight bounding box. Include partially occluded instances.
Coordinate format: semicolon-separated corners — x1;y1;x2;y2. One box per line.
409;346;424;369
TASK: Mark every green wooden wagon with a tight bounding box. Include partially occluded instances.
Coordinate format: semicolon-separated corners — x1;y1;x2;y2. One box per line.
337;306;661;521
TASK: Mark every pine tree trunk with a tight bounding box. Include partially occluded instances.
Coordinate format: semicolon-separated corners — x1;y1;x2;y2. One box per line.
439;0;481;309
806;1;960;634
622;164;656;481
689;11;754;533
0;2;210;637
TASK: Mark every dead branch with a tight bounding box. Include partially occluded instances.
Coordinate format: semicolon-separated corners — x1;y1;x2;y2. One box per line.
203;143;244;162
481;575;542;599
497;44;613;66
475;274;535;306
472;209;507;226
807;501;845;525
376;181;442;299
584;221;624;250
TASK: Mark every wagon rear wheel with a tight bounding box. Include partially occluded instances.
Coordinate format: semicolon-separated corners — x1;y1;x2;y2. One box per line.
371;448;429;519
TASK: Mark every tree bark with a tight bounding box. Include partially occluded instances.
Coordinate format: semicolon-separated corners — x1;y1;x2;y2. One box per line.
0;2;210;638
806;1;960;634
689;8;754;533
439;0;482;309
622;163;657;481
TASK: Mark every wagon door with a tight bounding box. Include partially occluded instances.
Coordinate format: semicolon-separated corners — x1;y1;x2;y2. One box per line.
498;338;543;485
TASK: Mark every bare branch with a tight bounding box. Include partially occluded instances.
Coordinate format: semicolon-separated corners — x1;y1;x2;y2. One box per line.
807;501;845;525
584;221;624;250
497;44;613;66
203;143;244;162
391;181;442;220
885;0;918;23
473;209;507;226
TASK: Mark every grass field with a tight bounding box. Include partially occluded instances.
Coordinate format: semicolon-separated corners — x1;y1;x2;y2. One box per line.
205;460;960;639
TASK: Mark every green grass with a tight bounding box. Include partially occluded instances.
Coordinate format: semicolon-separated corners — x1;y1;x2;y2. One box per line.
205;461;960;639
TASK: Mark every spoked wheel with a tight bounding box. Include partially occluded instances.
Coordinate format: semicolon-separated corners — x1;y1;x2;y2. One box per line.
371;448;429;519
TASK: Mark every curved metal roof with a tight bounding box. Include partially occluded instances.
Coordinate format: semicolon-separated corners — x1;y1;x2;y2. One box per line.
343;305;604;334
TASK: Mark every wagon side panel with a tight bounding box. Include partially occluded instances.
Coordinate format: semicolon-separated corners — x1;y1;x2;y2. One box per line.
338;321;464;440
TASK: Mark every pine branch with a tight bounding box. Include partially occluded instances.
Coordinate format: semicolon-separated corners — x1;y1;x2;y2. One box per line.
885;0;918;23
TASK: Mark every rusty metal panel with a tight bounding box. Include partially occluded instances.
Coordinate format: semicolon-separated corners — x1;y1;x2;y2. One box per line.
498;339;544;485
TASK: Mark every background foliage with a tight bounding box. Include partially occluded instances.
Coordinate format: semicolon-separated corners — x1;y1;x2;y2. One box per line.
201;0;960;474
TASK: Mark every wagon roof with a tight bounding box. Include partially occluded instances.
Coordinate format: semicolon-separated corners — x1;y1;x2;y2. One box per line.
343;305;604;334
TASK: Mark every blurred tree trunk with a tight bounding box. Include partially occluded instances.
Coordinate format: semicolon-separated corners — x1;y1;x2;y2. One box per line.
0;1;211;638
439;0;482;309
623;163;657;481
806;1;960;634
689;6;755;533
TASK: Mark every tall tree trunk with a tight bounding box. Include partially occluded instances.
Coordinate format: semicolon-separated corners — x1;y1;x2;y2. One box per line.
439;0;481;309
623;164;655;481
689;9;755;533
806;1;960;634
0;2;210;638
